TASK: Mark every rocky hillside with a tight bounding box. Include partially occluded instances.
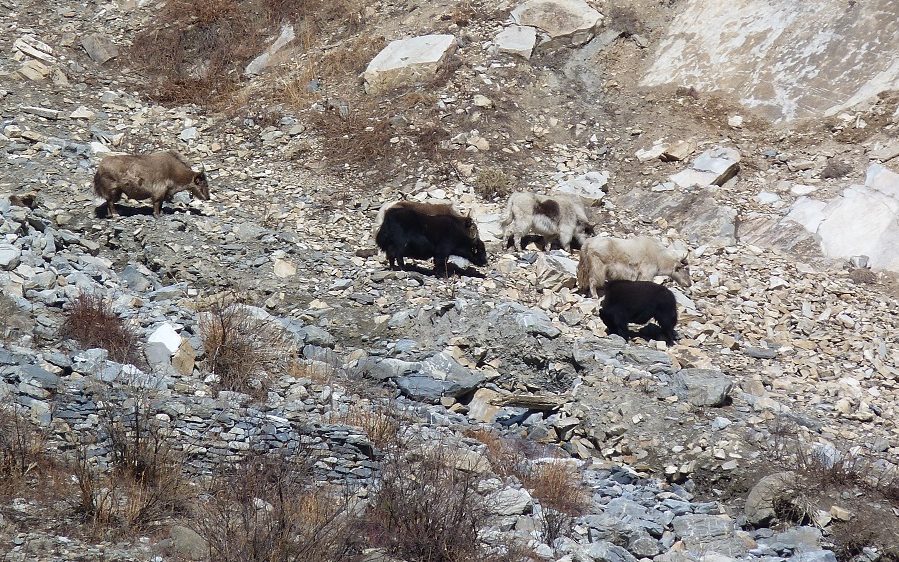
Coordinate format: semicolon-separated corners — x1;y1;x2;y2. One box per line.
1;0;898;560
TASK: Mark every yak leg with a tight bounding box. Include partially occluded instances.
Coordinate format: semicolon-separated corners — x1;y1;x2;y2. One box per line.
599;307;630;341
152;199;163;218
558;222;576;252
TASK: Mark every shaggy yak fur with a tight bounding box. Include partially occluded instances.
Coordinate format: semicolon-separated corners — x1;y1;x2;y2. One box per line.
373;199;478;239
375;206;488;276
500;191;594;252
577;235;691;298
599;280;678;345
93;150;210;217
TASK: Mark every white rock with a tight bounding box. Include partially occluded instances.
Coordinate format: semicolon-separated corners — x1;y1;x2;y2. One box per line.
754;191;781;205
245;24;295;76
487;487;533;516
556;170;609;204
148;323;181;355
787;163;899;271
511;0;603;48
790;184;818;196
69;106;95;120
636;141;668;162
669;146;741;188
728;115;744;128
363;34;457;94
473;94;494;108
273;258;297;278
494;25;537;59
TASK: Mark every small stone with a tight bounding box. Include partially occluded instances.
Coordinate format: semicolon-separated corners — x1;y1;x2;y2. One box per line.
273;258;297;278
473;94;493;109
0;244;22;270
829;505;851;521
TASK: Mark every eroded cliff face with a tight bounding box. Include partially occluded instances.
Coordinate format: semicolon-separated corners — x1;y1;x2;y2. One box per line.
641;0;899;121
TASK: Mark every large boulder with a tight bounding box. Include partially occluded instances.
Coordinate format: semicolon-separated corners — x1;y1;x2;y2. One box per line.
786;163;899;272
669;147;741;189
511;0;603;49
363;35;457;94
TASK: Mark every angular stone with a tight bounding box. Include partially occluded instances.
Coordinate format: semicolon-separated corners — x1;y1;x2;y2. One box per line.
273;258;297;278
495;25;537;59
0;244;21;270
487;487;533;516
535;253;578;291
744;471;797;526
669;147;741;188
364;35;457;94
120;264;153;292
640;1;899;121
672;369;733;407
81;33;119;64
870;140;899;162
556;171;609;204
467;388;504;423
147;323;181;355
511;0;603;48
245;24;295;76
172;339;196;376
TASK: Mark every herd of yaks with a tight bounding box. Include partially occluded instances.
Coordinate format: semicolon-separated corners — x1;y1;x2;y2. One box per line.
92;150;693;345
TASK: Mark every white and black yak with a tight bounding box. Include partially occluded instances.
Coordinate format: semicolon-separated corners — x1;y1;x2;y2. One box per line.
501;191;594;252
599;280;678;345
577;235;691;298
375;206;488;276
93;150;210;217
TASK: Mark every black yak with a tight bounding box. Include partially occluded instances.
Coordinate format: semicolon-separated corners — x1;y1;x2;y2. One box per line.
375;206;488;276
599;280;678;345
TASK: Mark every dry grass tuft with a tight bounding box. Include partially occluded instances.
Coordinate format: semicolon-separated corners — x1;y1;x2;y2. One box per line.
59;293;141;365
474;167;513;201
198;297;294;396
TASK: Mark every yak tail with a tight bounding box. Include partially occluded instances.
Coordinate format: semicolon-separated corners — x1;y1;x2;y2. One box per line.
576;250;592;293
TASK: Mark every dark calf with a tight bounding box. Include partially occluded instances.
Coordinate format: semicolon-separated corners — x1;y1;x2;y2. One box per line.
375;207;488;276
599;280;678;345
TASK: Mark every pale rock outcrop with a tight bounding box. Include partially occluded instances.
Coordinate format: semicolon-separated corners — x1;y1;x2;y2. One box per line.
641;0;899;121
363;34;457;94
786;163;899;271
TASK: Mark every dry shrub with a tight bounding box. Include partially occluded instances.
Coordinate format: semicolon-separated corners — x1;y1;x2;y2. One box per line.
0;405;46;497
367;445;486;562
59;293;141;365
523;461;589;543
194;452;360;561
198;297;293;396
74;391;190;536
311;111;394;167
129;0;264;105
474;167;512;201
